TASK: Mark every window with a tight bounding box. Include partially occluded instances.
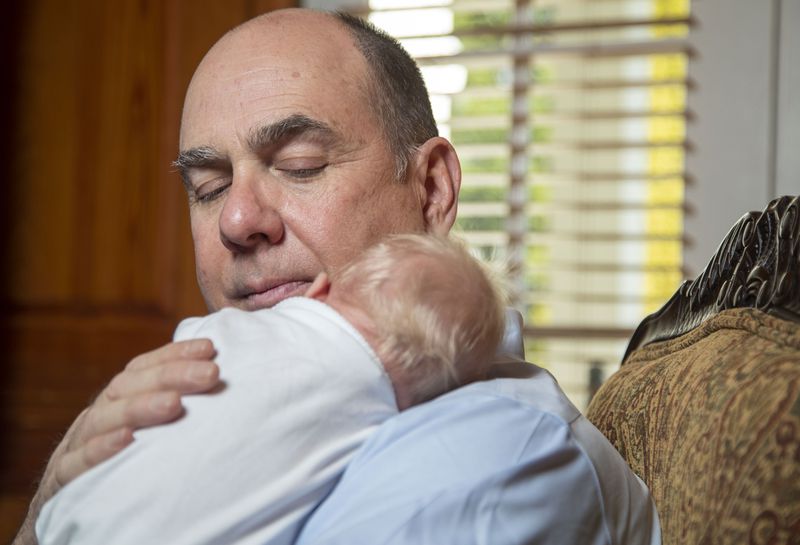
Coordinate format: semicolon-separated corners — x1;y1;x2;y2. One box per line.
307;0;691;409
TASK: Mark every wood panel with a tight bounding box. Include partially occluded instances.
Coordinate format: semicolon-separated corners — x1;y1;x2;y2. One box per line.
0;0;296;540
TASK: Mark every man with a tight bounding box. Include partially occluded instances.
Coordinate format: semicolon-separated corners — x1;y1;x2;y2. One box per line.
16;9;660;544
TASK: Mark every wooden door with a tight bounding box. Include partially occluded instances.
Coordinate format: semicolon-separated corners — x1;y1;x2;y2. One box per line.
0;0;295;539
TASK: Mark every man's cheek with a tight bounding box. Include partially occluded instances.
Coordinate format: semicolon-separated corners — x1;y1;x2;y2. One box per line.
189;214;214;247
195;269;218;311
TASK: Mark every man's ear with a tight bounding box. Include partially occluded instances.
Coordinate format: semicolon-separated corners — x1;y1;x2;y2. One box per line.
304;272;331;301
409;137;461;236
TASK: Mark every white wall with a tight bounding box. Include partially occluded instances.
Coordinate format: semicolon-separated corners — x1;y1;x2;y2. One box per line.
776;0;800;198
684;0;800;276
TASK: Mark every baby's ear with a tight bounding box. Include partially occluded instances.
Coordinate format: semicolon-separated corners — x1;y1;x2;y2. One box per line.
304;272;331;301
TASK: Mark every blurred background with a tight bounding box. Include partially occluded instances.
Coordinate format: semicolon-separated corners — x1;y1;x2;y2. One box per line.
1;0;798;539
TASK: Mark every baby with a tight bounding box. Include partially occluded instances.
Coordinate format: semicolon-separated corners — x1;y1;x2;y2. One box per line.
36;234;507;545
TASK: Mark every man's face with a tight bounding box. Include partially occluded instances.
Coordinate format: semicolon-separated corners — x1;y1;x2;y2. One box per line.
178;12;427;311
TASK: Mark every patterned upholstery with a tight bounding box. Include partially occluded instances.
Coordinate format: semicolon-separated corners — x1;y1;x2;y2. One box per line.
587;308;800;544
586;196;800;545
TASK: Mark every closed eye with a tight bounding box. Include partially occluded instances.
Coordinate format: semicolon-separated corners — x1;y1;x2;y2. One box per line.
276;164;328;179
195;184;229;203
191;177;231;204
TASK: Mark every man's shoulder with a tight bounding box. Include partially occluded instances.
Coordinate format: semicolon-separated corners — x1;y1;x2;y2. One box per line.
353;378;591;504
345;369;589;478
299;371;661;545
447;363;582;423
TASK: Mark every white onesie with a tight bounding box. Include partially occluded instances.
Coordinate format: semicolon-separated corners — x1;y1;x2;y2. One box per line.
36;297;398;545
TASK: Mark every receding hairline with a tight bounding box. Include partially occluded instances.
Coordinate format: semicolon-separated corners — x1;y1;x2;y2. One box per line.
220;9;366;67
200;9;377;112
192;9;371;88
223;8;342;39
180;9;379;149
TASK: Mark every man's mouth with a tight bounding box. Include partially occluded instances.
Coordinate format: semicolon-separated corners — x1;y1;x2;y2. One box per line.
237;280;312;310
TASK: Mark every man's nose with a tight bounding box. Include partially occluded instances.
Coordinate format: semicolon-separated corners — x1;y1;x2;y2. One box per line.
218;174;285;253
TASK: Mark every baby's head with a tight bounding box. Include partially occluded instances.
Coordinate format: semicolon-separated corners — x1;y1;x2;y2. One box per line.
306;234;506;410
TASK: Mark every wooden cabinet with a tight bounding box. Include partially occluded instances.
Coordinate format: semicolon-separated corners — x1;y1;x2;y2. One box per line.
0;0;295;539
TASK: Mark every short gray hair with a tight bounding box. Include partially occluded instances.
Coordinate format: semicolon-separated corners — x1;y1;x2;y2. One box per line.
334;12;439;181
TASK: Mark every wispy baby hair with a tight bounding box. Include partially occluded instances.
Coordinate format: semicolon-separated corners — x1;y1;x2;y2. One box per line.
336;234;507;406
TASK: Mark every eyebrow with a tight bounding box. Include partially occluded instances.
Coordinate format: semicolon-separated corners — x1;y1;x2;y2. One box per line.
247;113;339;151
172;147;227;187
173;114;340;186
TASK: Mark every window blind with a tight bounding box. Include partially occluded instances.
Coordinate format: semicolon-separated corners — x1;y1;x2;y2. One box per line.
340;0;691;409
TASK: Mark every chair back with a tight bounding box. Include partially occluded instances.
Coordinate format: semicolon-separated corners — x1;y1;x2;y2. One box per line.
586;196;800;544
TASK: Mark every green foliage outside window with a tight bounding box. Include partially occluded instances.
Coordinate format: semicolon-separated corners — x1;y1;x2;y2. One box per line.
529;185;552;202
456;216;505;231
459;186;506;202
451;128;509;145
529;155;553;173
525;270;550;291
453;10;511;31
452;96;509;116
461;157;508;174
466;68;505;86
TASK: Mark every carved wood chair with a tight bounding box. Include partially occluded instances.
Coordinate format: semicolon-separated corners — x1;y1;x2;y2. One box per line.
586;195;800;544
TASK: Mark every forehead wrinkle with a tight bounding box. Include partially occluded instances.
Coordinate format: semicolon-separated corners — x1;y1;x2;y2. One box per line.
214;65;283;85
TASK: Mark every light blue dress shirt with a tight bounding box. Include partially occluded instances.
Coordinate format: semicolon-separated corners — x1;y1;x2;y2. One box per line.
297;361;661;545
